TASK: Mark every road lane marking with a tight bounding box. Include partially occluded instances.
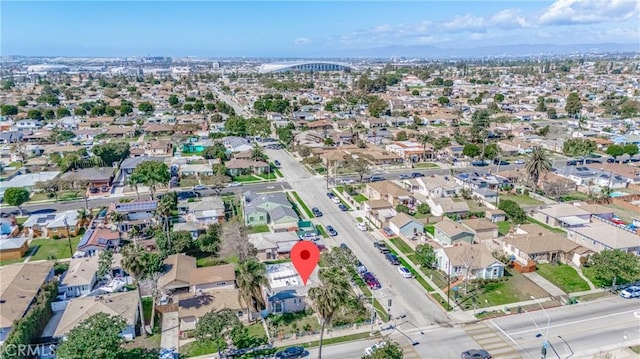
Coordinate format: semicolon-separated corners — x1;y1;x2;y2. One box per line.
506;308;640;336
490;321;519;346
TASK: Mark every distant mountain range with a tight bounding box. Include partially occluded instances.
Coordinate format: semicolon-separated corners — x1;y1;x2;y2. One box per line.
319;42;640;59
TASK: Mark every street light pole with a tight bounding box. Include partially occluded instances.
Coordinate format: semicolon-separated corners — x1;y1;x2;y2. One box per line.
531;296;551;358
63;218;73;257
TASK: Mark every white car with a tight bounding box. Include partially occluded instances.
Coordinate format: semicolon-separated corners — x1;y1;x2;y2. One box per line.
620;286;640;299
364;341;387;355
227;182;242;187
356;222;367;231
341;179;354;184
514;159;525;165
398;266;413;278
193;185;207;190
331;197;341;204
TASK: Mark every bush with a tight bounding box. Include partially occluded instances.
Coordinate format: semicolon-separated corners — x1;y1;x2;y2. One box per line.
498;199;526;224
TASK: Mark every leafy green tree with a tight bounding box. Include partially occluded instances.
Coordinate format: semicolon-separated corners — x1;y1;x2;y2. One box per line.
3;187;30;215
236;259;269;321
416;203;430;215
120;244;147;333
463;144;481;158
470;109;491;142
202;143;228;161
411;89;420;96
395;204;410;213
362;340;404;359
27;109;43;120
55;313;126;359
182;103;193;112
246;117;271;138
120;104;133;115
17;99;28;107
138;101;154;114
565;92;582;117
43;109;55;120
97;249;113;278
57;107;71;118
74;107;87;116
250;143;267;162
484;143;500;160
1;104;18;116
536;96;547;112
395;130;408;141
195;309;242;355
130;160;170;200
588;249;640;287
224;116;248;136
196;223;222;254
563;138;596;158
525;147;552;187
606;144;625;158
105;106;117;116
623;144;639;156
438;96;450;105
308;267;353;359
415;244;436;268
494;93;505;102
498;199;526;224
93;142;130;166
168;94;179;106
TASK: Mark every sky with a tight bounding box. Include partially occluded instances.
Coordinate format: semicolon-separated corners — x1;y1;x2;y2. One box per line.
1;0;639;57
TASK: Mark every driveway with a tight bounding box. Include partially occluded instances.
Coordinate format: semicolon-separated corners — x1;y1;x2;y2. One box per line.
523;272;567;297
160;311;179;351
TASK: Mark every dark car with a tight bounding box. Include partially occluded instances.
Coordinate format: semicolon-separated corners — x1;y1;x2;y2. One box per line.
461;349;492;359
177;191;200;200
275;346;305;358
362;272;381;289
385;253;401;265
374;241;390;254
411;172;425;178
326;225;338;236
471;161;489;167
338;203;348;211
312;207;323;217
399;174;411;179
89;187;99;193
370;176;386;182
274;160;281;167
493;158;509;166
326;192;336;199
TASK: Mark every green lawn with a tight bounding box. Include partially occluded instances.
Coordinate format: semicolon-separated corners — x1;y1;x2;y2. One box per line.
315;224;328;238
29;235;83;261
232;175;262;183
499;194;543;206
249;224;271;233
289;331;381;350
142;297;153;326
181;340;222;357
291;191;314;218
413;162;439;169
255;173;277;181
425;225;435;236
0;258;25;266
582;266;609;288
535;263;589;293
498;222;511;236
388;237;413;255
352;194;368;203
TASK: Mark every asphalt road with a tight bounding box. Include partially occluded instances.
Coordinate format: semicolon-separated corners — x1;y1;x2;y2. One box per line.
265;148;451;328
210;85;252;117
488;296;640;359
0;181;292;214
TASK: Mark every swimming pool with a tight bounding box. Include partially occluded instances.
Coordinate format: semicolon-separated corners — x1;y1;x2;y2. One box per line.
610;191;627;198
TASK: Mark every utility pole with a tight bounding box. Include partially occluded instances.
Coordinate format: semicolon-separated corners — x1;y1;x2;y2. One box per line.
64;218;73;257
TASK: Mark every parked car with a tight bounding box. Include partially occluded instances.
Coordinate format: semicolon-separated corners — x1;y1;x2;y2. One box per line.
100;185;109;192
364;341;387;355
411;172;425;178
193;185;207;190
385;253;401;265
299;233;317;241
370;176;386;182
228;182;242;187
331;196;341;204
274;160;281;167
177;191;200;200
514;159;525;165
374;241;390;254
620;286;640;299
326;192;336;199
312;207;323;217
356;222;367;231
493;158;509;165
326;225;338;236
399;174;411;179
362;272;381;290
461;349;492;359
338;203;348;211
471;160;489;167
339;243;349;250
398;266;413;278
355;260;367;274
341;179;355;184
610;218;626;225
89;187;99;193
275;346;305;358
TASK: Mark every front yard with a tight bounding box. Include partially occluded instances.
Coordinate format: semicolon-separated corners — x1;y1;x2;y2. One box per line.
535;263;590;293
499;194;544;206
249;224;270;233
413;162;439;169
498;221;511;236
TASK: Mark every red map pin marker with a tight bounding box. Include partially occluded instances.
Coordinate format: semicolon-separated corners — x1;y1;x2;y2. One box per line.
290;241;320;285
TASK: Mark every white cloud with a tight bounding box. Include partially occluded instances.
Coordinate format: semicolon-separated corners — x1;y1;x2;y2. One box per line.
294;38;311;46
441;14;486;32
490;9;531;29
539;0;640;25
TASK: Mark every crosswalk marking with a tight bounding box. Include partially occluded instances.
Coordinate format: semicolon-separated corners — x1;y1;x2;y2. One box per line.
463;322;523;359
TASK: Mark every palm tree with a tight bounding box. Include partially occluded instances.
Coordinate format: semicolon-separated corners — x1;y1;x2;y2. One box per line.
308;267;352;359
419;133;432;161
108;211;125;238
127;175;141;201
156;192;177;251
250;143;266;162
525;147;552;189
77;208;92;228
120;244;150;335
235;259;270;322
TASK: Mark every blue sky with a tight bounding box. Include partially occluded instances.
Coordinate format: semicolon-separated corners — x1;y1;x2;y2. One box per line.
1;0;639;57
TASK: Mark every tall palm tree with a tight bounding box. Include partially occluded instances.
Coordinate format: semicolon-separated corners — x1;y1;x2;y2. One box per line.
120;244;150;335
77;208;92;228
127;175;141;201
156;192;177;251
525;147;552;189
235;259;270;322
419;133;432;161
308;267;352;359
108;211;125;241
250;143;266;162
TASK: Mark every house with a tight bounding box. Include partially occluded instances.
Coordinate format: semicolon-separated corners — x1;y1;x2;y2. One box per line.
0;262;55;344
364;199;395;229
264;262;307;314
59;255;100;298
179;164;214;177
0;236;29;260
243;191;299;232
117;156;165;184
433;218;475;245
414;175;461;199
428;197;469;217
502;225;591;266
385;141;433;162
566;217;640;255
532;203;593;229
158;254;236;294
182;197;226;225
15;119;44;131
225;159;270;176
109;200;158;232
388;213;425;240
248;231;300;260
365;181;414;207
177;290;244;331
221;136;252;153
50;291;139;341
485;209;507;223
22;210;81;239
172;222;203;239
76;227;120;257
0;171;60;196
435;244;505;279
461;218;499;241
60;167;115;191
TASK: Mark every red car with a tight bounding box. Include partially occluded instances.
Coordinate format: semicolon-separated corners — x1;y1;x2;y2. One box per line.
362;272;381;290
610;218;625;225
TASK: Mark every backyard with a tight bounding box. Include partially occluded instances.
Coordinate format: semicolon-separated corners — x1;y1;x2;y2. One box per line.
498;221;511;236
28;235;83;261
499;194;544;206
535;263;590;293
